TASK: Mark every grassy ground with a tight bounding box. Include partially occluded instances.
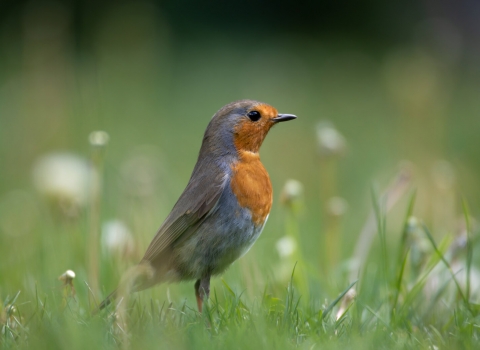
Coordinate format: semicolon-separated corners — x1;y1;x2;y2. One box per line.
2;9;480;348
1;189;480;349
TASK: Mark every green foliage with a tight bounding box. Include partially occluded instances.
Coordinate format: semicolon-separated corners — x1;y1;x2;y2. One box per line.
1;7;480;348
2;196;480;349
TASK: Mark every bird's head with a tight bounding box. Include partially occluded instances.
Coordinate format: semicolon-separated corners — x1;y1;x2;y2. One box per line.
205;100;296;155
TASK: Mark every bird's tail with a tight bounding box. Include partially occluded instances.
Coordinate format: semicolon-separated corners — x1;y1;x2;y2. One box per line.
96;288;118;312
92;263;156;315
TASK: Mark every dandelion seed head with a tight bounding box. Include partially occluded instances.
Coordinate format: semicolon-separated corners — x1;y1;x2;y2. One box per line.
33;152;91;217
276;236;297;258
281;179;304;206
102;220;134;258
89;131;110;147
59;269;76;283
316;122;347;158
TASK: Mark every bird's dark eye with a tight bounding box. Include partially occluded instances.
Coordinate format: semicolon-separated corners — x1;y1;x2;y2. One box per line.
247;110;261;122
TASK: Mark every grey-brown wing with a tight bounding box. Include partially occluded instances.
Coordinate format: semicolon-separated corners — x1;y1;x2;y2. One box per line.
141;170;226;263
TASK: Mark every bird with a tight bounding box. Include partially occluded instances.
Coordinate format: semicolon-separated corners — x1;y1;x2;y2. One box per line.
98;99;297;313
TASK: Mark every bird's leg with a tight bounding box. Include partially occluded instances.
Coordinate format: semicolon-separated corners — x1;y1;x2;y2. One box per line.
194;279;201;312
194;275;211;312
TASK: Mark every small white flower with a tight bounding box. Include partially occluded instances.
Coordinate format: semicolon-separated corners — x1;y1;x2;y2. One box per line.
66;270;75;279
276;236;297;258
102;220;134;257
316;122;347;158
89;131;110;147
281;179;304;206
59;269;76;283
32;152;91;216
59;269;76;297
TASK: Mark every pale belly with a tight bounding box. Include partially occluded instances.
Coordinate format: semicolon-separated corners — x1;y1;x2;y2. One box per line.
169;187;268;280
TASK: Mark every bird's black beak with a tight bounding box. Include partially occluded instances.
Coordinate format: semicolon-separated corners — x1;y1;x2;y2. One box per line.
272;114;297;123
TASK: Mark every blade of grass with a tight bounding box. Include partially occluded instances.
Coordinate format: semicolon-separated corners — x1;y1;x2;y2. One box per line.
462;198;472;302
363;304;392;331
349;169;412;284
396;191;416;269
221;279;247;309
421;223;469;309
422;268;463;322
371;185;390;325
398;235;451;318
392;248;409;321
391;191;416;321
6;291;21;311
284;263;297;327
322;280;358;320
371;185;388;283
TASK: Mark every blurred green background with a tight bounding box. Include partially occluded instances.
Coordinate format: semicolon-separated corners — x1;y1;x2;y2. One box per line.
1;0;480;306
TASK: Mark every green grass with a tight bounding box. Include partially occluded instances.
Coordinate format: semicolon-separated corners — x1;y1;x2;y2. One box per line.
2;15;480;348
2;193;480;349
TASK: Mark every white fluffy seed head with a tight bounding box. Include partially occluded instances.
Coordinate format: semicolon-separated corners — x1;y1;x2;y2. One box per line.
316;121;347;158
101;220;134;258
276;236;297;258
281;179;304;206
32;152;91;217
59;269;76;283
89;131;110;147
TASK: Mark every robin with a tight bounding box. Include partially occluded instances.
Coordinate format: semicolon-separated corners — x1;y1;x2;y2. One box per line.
99;99;296;312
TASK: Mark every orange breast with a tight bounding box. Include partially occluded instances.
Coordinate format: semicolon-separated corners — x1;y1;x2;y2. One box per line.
230;151;273;226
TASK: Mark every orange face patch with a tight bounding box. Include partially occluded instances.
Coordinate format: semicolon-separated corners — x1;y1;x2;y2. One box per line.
233;104;278;153
230;151;273;226
255;104;278;119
